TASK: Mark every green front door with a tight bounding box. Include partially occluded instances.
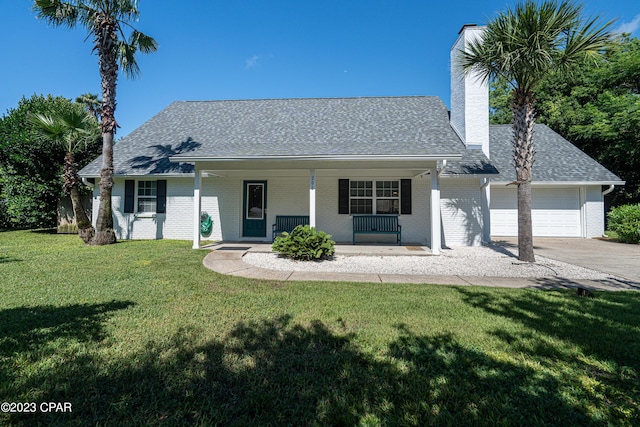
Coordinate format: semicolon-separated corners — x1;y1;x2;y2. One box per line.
243;181;267;237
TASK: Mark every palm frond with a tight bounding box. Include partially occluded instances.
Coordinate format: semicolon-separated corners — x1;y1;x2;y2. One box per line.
33;0;80;28
29;113;66;139
562;15;614;63
34;0;157;82
461;0;614;94
129;29;158;54
118;40;141;78
116;0;140;20
29;110;99;154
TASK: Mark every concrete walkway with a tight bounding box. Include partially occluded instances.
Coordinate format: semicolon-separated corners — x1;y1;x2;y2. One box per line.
494;237;640;282
202;242;640;291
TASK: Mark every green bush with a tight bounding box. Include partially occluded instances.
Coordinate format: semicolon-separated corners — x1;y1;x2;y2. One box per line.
607;203;640;244
272;225;335;261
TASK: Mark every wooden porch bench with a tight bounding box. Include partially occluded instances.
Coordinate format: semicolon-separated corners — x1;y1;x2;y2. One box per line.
272;215;310;241
352;215;402;245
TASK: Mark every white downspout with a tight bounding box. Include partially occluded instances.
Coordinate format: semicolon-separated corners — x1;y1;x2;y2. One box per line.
437;159;447;177
601;185;615;237
480;178;491;244
82;177;95;188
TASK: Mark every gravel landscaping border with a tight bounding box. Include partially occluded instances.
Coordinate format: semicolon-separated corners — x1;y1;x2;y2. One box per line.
242;245;619;280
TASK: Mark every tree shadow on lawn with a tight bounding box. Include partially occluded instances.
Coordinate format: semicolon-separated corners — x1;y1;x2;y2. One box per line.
0;300;135;413
456;288;640;365
456;288;640;418
0;301;135;355
4;311;637;426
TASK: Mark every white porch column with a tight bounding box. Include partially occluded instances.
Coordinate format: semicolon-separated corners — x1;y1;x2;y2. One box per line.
430;170;441;255
192;166;202;249
481;178;491;244
309;169;316;228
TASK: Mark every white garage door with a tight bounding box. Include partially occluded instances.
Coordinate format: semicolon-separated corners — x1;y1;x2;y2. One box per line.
491;187;581;237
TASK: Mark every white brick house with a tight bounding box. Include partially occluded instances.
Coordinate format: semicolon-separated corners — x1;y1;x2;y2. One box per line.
79;25;623;254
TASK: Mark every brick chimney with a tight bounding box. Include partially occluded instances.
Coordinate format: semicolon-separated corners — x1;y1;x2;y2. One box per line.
450;24;490;158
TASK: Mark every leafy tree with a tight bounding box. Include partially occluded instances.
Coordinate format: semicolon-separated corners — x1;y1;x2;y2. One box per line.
489;75;515;125
33;0;158;245
30;110;99;242
490;35;640;205
461;0;612;262
536;35;640;205
0;95;100;229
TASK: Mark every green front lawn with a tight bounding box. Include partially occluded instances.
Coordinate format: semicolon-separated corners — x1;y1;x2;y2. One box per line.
1;230;638;426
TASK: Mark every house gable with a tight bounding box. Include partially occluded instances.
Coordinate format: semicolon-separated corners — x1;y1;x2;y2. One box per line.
80;96;495;178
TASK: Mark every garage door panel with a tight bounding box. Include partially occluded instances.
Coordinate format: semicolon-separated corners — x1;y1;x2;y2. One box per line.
491;188;581;237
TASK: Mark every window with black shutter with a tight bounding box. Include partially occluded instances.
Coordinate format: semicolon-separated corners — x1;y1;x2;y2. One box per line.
338;179;350;214
124;180;167;213
400;179;412;214
338;179;412;215
124;180;135;213
156;180;167;213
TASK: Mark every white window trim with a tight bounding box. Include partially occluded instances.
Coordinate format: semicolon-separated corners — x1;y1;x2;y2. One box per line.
136;180;158;214
349;179;401;215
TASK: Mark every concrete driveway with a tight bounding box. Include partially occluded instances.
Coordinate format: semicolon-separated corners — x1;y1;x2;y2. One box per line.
492;237;640;282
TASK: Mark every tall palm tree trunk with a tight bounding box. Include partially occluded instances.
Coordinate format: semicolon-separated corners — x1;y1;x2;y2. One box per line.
64;152;94;243
512;88;536;262
92;13;118;245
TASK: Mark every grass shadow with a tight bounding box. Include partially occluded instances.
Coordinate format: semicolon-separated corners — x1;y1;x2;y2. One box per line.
5;313;636;425
456;288;640;420
456;288;640;364
0;301;136;366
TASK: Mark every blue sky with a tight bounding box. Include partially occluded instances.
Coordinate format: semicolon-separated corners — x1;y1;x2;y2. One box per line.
1;0;638;137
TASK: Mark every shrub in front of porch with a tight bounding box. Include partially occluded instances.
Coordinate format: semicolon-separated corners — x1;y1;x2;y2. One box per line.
272;225;335;261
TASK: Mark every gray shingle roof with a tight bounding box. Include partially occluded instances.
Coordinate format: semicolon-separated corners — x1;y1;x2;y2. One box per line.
443;149;499;176
489;124;623;183
80;97;468;176
80;98;617;184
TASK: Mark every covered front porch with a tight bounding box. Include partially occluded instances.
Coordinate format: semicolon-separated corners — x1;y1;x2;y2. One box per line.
182;157;457;255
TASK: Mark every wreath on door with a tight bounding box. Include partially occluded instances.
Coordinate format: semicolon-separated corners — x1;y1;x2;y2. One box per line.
200;212;213;237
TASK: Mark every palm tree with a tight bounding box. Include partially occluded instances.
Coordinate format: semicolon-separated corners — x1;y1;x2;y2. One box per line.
30;110;100;243
33;0;158;245
460;0;612;261
75;93;102;122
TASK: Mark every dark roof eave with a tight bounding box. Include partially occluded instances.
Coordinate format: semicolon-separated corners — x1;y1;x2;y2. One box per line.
168;154;463;162
443;172;500;177
490;179;626;186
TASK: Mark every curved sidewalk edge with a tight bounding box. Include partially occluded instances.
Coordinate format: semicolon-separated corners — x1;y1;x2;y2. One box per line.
202;250;640;291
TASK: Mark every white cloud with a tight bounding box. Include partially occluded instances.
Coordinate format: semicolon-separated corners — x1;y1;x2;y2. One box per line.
245;54;261;69
616;14;640;35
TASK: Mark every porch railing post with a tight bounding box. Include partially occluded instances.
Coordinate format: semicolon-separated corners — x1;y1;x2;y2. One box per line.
309;169;316;228
193;166;202;249
430;169;441;255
